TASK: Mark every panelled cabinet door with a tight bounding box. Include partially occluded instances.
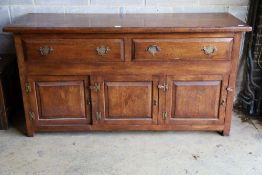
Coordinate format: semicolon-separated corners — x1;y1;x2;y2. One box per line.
90;75;161;125
28;76;91;127
164;75;228;125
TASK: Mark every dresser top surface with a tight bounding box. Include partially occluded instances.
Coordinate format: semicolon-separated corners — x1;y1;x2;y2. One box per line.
3;13;251;34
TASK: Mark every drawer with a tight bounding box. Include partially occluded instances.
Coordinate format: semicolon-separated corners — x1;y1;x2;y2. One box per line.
133;38;233;61
23;39;124;62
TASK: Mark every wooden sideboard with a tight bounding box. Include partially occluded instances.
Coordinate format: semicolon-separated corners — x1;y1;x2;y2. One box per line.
4;13;251;136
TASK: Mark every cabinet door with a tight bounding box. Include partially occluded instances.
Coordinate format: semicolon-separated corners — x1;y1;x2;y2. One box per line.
28;76;91;126
91;75;161;125
164;75;228;125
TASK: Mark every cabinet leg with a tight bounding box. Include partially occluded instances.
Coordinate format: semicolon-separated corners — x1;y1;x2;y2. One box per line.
25;131;34;137
218;130;230;136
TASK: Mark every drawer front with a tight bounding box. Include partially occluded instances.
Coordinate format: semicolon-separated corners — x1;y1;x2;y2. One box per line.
23;39;124;62
133;38;233;61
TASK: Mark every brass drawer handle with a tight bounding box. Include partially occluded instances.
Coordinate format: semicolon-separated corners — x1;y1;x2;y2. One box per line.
96;46;110;56
145;45;161;56
202;46;217;55
39;46;54;56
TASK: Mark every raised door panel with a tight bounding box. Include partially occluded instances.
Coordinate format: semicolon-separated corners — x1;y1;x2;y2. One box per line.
165;75;228;125
28;76;91;126
174;81;220;118
91;75;161;125
105;82;152;118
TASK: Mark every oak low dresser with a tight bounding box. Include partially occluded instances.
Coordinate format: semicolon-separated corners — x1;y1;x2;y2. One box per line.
4;13;251;136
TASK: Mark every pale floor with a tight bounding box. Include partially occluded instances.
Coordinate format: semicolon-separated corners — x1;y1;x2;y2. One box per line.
0;112;262;175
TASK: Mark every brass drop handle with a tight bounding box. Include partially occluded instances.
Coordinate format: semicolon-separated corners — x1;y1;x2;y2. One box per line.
96;46;110;56
39;46;54;56
202;46;217;55
145;45;161;56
